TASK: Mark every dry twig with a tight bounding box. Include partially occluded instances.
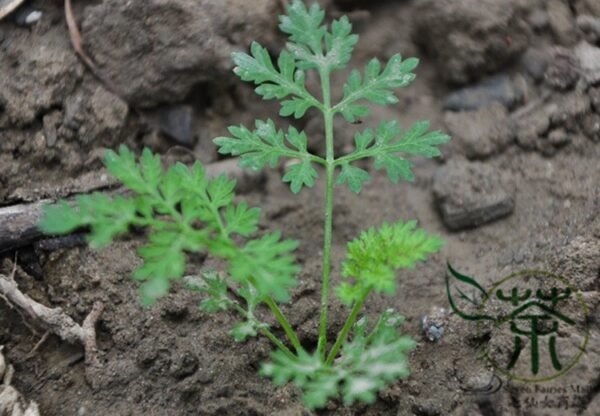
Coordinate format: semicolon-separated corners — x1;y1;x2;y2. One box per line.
1;346;41;416
0;263;104;374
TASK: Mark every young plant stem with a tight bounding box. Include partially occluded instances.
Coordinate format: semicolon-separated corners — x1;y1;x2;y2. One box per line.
209;206;301;357
231;302;296;360
263;296;303;353
317;68;335;361
325;287;372;366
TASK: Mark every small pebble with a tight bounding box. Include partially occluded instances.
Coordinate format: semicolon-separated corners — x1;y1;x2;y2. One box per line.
544;48;580;90
521;48;548;82
14;7;42;26
575;41;600;86
421;306;449;342
433;160;515;230
444;75;524;112
528;9;549;31
583;113;600;142
547;128;570;147
577;15;600;44
158;105;196;146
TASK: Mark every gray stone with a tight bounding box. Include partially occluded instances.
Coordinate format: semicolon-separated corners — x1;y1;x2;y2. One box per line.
547;128;570;147
421;307;449;342
81;0;280;107
577;15;600;44
549;92;591;131
444;75;525;111
413;0;530;85
575;41;600;86
516;105;552;150
42;111;61;148
13;6;42;26
521;48;549;82
158;105;196;146
528;9;549;31
544;48;580;90
547;0;578;45
433;159;515;230
590;87;600;113
445;103;515;159
583;113;600;142
579;0;600;19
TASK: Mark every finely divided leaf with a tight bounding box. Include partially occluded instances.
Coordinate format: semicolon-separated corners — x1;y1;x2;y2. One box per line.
232;42;317;118
41;147;301;309
373;154;414;183
336;55;419;122
135;231;187;305
354;128;374;152
185;272;234;313
229;232;300;302
224;202;261;237
341;120;450;186
214;120;313;170
280;0;357;72
283;159;319;194
324;16;358;70
386;120;450;158
215;120;319;193
39;201;87;235
336;163;370;194
279;0;326;56
337;220;444;304
261;309;415;409
41;193;137;249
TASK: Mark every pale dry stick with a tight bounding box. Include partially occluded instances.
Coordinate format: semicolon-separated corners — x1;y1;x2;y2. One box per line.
0;159;263;253
27;331;50;358
0;264;105;369
0;346;41;416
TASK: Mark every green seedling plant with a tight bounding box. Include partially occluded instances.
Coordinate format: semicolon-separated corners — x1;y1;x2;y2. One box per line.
40;0;449;409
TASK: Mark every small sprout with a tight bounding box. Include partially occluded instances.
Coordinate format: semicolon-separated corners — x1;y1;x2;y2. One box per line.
40;0;449;410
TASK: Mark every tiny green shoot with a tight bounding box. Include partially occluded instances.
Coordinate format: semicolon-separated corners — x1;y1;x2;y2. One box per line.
40;0;449;409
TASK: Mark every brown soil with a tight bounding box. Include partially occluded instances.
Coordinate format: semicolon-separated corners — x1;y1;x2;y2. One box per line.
1;0;599;415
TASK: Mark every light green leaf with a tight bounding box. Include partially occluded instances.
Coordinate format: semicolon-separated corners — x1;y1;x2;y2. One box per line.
354;129;374;152
104;145;149;194
339;120;450;186
279;0;326;60
39;201;85;235
324;16;358;70
207;175;236;209
229;232;300;302
39;146;294;308
373;154;414;183
232;321;259;342
214;120;317;174
232;42;317;118
336;55;419;122
224;202;261;237
338;220;444;299
185;272;233;313
282;159;318;194
261;309;415;409
336;163;370;193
